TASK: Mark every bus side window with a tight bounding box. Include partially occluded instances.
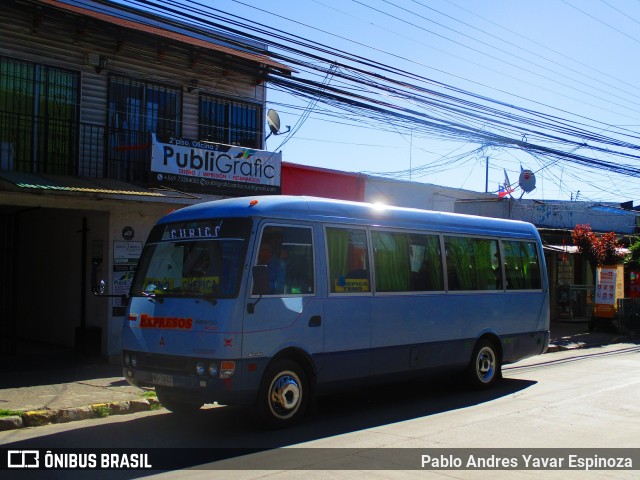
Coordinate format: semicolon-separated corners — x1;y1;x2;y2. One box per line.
326;227;371;293
372;230;444;292
256;226;314;295
503;240;541;290
445;236;501;291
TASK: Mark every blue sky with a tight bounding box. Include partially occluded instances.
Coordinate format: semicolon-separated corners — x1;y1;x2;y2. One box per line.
153;1;640;202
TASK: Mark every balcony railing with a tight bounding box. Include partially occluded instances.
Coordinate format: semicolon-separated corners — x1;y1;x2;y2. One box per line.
0;111;155;184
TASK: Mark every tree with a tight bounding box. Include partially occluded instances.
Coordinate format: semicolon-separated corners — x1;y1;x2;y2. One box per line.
625;238;640;269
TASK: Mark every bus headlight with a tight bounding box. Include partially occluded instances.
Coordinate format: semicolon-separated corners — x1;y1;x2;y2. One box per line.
123;352;130;366
208;363;219;377
195;361;206;376
131;354;138;368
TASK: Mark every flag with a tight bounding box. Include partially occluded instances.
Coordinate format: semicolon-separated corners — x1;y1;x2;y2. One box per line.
499;169;515;198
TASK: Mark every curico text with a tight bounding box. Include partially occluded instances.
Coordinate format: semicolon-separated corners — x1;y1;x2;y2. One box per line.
169;222;222;240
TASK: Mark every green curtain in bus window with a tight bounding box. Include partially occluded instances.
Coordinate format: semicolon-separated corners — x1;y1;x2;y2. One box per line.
504;241;524;289
327;227;370;293
424;235;444;290
523;243;541;289
446;237;473;290
473;239;500;290
445;237;498;290
372;231;410;292
504;241;540;289
327;228;350;293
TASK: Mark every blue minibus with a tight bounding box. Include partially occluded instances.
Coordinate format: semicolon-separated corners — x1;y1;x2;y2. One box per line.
122;195;549;427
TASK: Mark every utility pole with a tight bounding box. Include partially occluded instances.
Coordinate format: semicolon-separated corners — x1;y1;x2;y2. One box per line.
485;156;489;193
409;129;413;182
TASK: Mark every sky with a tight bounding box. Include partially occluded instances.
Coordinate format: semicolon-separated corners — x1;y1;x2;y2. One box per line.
137;0;640;203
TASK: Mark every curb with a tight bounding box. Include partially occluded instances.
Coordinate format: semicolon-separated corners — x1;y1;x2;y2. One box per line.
545;343;585;353
0;397;161;432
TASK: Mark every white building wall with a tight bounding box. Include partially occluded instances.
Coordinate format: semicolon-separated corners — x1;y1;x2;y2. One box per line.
364;176;493;212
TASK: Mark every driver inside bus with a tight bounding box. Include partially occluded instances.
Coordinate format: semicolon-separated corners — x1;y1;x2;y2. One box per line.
258;228;288;294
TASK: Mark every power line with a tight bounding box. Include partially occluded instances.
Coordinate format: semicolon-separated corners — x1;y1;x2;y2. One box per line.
101;0;640;199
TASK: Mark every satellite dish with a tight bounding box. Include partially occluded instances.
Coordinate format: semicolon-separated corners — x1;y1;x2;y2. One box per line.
519;169;536;193
266;109;280;136
265;109;290;139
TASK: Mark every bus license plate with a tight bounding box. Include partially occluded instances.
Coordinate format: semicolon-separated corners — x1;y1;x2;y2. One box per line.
151;373;174;387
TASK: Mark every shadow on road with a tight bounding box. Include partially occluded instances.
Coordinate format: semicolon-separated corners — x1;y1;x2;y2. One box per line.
2;376;535;477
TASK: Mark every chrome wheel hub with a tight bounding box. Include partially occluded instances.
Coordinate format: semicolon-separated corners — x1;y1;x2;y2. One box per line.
476;347;496;383
269;372;301;418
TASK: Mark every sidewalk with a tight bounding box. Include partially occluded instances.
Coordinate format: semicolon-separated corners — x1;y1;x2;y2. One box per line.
0;351;157;431
0;321;637;432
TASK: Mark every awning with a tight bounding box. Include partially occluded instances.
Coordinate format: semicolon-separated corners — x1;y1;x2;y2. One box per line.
544;244;579;254
0;171;197;200
544;244;629;255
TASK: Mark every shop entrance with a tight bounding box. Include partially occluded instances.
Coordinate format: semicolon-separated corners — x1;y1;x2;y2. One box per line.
0;206;108;358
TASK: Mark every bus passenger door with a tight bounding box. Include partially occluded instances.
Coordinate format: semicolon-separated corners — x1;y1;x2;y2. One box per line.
318;226;373;384
321;298;371;383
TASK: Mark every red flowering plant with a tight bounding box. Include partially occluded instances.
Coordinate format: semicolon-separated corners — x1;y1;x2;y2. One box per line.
571;224;625;277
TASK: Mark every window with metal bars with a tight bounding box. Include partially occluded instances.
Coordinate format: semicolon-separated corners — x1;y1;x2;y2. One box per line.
0;56;79;175
199;94;262;148
107;76;181;183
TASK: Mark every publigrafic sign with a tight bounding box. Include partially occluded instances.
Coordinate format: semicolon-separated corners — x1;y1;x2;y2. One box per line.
150;134;281;196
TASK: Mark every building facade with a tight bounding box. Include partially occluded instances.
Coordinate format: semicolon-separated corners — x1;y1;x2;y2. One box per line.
455;198;640;321
0;0;289;358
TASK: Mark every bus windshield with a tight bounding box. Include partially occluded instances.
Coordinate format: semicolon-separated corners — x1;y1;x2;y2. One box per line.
131;218;251;299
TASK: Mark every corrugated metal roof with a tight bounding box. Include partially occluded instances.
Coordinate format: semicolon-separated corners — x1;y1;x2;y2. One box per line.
37;0;292;73
0;171;193;199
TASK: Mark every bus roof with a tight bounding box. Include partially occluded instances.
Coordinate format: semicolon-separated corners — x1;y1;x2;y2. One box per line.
160;195;540;239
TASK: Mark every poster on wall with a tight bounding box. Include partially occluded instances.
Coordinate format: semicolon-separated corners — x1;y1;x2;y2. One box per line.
150;134;282;196
112;240;142;316
593;265;624;318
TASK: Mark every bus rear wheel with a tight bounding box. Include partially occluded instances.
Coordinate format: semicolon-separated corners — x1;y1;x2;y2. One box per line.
466;338;502;389
256;360;309;429
156;387;203;413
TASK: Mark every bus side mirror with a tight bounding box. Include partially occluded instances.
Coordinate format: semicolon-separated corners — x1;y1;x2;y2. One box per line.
252;265;269;295
91;260;104;295
248;265;269;314
91;260;127;304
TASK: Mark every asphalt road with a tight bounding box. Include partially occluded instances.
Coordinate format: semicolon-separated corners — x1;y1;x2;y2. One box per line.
2;342;640;479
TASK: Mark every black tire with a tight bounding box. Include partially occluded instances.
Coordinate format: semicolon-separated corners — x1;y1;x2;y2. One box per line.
156;387;203;413
466;338;502;389
256;359;309;429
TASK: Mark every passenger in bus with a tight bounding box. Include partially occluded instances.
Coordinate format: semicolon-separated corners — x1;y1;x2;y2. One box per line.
414;260;433;291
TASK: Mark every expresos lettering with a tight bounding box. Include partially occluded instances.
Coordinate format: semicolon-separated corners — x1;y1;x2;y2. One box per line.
139;314;193;330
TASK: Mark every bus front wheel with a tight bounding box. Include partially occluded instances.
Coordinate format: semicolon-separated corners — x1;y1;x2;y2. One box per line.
256;360;309;429
466;339;502;389
156;387;203;413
